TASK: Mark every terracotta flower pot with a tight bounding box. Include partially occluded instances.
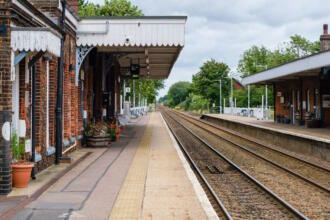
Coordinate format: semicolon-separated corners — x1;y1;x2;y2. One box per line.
12;162;34;188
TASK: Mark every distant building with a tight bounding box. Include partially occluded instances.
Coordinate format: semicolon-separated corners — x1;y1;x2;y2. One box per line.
242;24;330;128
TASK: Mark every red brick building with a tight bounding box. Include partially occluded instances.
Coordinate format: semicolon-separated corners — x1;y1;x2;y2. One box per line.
0;0;186;195
242;25;330;128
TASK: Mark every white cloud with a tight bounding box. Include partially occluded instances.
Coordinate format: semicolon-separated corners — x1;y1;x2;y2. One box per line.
89;0;329;97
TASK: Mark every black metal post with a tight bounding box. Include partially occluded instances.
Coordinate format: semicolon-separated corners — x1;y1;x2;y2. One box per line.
300;79;303;121
81;77;86;145
273;83;276;122
31;64;36;179
55;0;66;164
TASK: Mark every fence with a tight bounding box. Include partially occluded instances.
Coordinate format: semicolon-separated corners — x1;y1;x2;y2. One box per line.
210;106;274;120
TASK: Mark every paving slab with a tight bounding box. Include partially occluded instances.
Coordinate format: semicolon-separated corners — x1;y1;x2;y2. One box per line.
110;112;217;220
11;115;149;220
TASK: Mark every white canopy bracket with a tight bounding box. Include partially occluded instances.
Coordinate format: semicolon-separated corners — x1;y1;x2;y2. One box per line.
76;46;94;86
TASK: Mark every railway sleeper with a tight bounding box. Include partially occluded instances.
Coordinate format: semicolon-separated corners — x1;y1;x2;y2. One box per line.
206;165;224;174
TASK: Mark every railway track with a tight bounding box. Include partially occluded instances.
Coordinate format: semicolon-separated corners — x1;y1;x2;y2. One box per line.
161;109;307;220
173;110;330;192
163;108;330;219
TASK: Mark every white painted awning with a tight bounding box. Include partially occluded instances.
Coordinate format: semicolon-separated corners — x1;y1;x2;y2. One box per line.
76;16;186;79
11;27;61;57
242;50;330;85
77;16;186;47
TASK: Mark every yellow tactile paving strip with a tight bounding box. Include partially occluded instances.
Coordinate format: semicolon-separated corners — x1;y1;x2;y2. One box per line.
141;113;208;219
109;114;152;220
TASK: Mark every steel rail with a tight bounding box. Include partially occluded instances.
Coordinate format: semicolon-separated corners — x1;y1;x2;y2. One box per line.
171;110;330;193
163;109;308;220
189;112;330;173
161;111;232;220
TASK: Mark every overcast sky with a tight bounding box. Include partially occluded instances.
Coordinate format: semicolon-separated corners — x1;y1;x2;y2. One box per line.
90;0;330;97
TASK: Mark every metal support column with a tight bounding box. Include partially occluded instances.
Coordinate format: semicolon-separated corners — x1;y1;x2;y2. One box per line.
265;84;268;120
219;80;222;114
248;85;250;117
55;0;66;164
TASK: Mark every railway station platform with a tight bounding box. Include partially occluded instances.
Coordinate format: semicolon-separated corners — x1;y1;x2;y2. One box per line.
202;114;330;163
5;112;216;219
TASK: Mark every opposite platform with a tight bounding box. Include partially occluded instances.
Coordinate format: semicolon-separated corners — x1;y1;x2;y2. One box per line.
202;113;330;164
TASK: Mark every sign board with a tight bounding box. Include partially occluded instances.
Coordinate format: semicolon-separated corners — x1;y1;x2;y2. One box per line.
322;94;330;108
125;87;131;93
130;64;140;79
25;91;29;108
280;97;284;104
25;139;31;153
277;92;282;97
18;120;26;138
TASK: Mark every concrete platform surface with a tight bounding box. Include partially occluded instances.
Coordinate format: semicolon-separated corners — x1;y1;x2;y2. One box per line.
9;112;215;220
206;114;330;143
11;115;149;220
110;112;216;220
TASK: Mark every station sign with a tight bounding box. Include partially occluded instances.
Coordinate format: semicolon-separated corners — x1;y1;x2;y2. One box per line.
130;64;140;79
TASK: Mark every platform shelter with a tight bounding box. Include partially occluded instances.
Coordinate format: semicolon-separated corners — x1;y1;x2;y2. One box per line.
242;24;330;128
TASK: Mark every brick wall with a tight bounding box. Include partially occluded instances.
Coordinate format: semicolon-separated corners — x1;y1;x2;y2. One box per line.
49;59;58;147
0;0;12;195
320;24;330;51
29;0;78;18
67;0;79;14
275;77;320;121
62;36;78;141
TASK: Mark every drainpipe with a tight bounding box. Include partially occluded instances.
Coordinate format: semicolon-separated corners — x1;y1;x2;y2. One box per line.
55;0;66;164
81;73;85;138
31;64;36;179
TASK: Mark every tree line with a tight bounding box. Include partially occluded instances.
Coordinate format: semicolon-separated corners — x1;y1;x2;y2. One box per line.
160;35;320;113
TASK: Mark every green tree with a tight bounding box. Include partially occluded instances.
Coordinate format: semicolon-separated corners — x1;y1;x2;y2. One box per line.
79;0;143;17
127;79;164;105
167;81;191;107
237;35;320;107
188;94;209;114
238;35;320;77
192;59;230;107
158;95;168;104
237;46;270;77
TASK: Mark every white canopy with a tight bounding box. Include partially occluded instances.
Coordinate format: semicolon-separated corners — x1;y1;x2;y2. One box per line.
77;16;186;47
11;27;61;57
242;50;330;85
76;16;186;79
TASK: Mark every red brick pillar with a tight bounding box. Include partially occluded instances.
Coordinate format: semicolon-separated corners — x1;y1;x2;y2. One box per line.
0;1;12;194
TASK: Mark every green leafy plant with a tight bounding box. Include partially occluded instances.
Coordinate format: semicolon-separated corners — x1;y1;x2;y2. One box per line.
12;133;25;162
84;124;91;137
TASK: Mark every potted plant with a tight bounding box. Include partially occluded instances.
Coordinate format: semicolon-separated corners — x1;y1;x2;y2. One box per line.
84;122;111;147
11;133;34;188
